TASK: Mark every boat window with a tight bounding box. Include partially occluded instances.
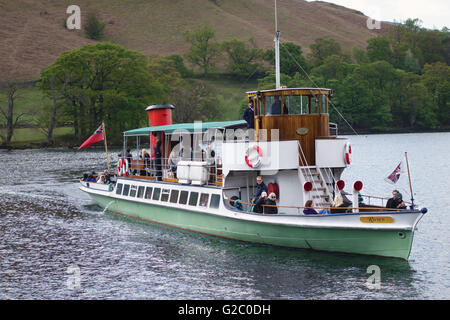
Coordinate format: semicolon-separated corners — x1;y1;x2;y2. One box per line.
122;184;130;196
321;94;328;113
179;191;189;204
266;95;288;115
152;187;161;201
145;187;153;199
161;189;170;202
170;190;179;203
116;183;123;195
137;186;145;198
188;192;199;206
129;185;137;197
199;193;209;207
210;194;220;209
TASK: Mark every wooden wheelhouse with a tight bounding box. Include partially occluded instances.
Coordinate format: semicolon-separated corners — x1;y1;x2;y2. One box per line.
247;88;334;166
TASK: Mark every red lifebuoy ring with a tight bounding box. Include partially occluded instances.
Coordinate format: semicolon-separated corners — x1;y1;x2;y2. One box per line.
245;145;263;168
117;158;129;176
344;142;351;165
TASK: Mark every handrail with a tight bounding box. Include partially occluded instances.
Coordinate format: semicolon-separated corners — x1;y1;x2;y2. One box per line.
224;198;410;212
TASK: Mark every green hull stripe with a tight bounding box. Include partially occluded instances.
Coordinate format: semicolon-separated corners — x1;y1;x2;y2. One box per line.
90;193;415;260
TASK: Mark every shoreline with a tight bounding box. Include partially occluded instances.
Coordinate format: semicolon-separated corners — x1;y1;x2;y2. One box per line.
2;127;450;150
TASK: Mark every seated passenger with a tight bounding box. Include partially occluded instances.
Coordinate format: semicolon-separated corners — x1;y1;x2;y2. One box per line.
303;200;318;215
263;193;278;214
82;173;89;181
386;189;406;209
230;196;244;211
253;191;267;214
330;194;349;213
103;170;111;184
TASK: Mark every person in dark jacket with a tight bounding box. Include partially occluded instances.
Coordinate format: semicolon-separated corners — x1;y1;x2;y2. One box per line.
243;99;255;129
254;176;268;202
253;191;267;214
386;190;406;209
154;140;162;181
264;192;278;214
303;200;318;215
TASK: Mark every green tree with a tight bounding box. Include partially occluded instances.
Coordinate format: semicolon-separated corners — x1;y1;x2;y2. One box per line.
308;38;342;67
422;62;450;125
184;24;221;76
221;38;264;79
166;54;194;78
84;12;106;40
40;43;165;144
366;37;392;63
264;42;310;76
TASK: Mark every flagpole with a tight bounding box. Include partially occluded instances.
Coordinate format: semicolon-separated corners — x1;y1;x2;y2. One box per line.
404;152;414;209
103;121;110;172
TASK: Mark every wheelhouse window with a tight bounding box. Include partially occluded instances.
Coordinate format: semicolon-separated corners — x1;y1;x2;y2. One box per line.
116;183;123;195
137;186;145;198
210;194;221;209
170;190;179;203
161;189;170;202
179;191;189;205
152;187;161;201
129;185;137;197
122;184;130;196
199;193;209;207
188;192;199;206
145;187;153;199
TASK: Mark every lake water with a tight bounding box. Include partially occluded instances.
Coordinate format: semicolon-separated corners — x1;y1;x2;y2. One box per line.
0;132;449;300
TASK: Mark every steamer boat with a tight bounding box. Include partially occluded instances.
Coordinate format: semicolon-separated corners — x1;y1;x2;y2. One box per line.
80;13;426;260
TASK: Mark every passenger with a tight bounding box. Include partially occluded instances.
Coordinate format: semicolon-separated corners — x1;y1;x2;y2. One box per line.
254;176;268;202
230;196;244;211
168;149;179;178
103;170;111;184
243;99;255;129
263;192;278;214
303;200;319;215
330;194;349;213
270;96;289;115
126;148;133;174
82;173;88;181
386;189;405;209
140;149;151;176
154;140;162;181
387;190;407;209
86;173;96;182
253;191;267;214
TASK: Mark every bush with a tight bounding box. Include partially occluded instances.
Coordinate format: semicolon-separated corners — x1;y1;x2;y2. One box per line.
84;12;106;40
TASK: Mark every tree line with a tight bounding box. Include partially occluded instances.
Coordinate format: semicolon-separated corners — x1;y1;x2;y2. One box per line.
1;18;448;146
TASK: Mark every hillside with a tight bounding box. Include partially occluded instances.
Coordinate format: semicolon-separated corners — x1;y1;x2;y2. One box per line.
0;0;386;81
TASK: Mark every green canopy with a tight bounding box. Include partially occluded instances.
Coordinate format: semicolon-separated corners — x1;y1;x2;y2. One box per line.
123;120;247;136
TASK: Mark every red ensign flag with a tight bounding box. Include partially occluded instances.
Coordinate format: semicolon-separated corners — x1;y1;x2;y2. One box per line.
78;124;104;150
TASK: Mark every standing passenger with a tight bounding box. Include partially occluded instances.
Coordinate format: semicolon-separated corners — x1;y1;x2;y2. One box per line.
243;99;255;129
154;140;162;181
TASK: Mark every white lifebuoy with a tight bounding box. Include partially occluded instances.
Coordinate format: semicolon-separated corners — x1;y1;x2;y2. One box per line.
344;142;351;165
117;158;129;176
245;145;263;168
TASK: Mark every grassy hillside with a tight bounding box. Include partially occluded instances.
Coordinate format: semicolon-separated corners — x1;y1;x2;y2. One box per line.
0;0;386;81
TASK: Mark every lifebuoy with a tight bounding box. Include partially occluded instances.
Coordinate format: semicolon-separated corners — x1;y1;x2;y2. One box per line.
117;158;129;176
245;145;263;168
344;142;351;165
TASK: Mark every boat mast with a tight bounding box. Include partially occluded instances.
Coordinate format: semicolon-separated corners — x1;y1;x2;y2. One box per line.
274;0;281;89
